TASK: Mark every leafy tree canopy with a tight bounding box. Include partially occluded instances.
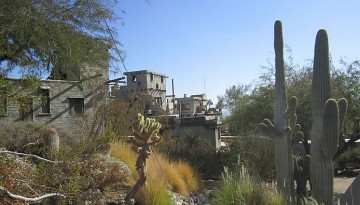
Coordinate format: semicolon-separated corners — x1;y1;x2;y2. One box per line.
0;0;121;78
219;54;360;137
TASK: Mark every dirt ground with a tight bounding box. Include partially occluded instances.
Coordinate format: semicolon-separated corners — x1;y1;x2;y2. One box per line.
334;176;356;194
334;169;359;194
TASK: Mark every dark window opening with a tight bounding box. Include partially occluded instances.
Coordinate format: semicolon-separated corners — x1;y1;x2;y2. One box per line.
132;76;137;82
161;76;164;83
41;89;50;113
150;74;154;81
69;98;84;115
156;84;159;90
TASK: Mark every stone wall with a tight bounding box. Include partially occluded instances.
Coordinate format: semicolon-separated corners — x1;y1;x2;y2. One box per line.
2;66;108;137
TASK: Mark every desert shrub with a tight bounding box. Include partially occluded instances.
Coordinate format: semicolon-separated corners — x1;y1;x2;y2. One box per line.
82;154;130;191
338;146;360;169
35;147;89;202
157;131;222;178
0;159;33;204
0;153;37;195
211;167;285;205
0;122;49;153
220;137;275;182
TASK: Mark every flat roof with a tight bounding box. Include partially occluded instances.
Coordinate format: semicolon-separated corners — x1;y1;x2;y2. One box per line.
124;70;168;77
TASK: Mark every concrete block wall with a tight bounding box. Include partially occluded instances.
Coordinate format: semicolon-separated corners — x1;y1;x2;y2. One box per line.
2;68;108;136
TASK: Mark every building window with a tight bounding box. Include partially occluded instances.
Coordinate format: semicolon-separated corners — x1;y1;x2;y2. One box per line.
69;98;84;115
19;99;33;121
41;89;50;113
132;76;137;82
161;76;164;83
156;84;159;90
150;74;154;81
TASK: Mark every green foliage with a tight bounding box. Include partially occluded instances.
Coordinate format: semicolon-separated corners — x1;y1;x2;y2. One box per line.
157;131;222;178
211;167;286;205
338;147;360;169
220;85;274;135
0;0;120;77
220;137;275;182
333;59;360;131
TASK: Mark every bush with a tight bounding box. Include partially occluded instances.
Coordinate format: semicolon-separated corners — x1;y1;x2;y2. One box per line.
220;137;275;182
338;146;360;170
211;167;285;205
157;132;222;178
82;154;130;191
0;122;49;153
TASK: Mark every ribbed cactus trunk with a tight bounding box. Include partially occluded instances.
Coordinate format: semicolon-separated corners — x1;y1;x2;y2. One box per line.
310;29;335;205
273;20;293;197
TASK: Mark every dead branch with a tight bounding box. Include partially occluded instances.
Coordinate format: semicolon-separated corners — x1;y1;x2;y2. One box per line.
0;151;57;163
0;186;65;202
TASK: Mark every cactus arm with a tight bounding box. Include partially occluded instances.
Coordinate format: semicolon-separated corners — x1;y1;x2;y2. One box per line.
321;99;339;158
338;98;348;132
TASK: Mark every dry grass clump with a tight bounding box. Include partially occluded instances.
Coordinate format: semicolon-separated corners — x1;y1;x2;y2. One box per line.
110;142;201;204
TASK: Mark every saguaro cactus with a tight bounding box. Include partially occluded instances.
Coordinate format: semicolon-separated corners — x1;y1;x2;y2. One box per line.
310;29;348;205
259;20;293;197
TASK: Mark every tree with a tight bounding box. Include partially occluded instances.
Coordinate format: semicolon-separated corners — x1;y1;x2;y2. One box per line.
217;84;251;113
219;57;360;138
333;59;360;131
0;0;121;78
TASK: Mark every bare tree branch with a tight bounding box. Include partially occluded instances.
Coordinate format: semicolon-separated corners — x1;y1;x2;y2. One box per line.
0;186;65;202
0;151;57;163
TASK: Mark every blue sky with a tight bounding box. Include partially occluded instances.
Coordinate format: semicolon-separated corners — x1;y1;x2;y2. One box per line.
112;0;360;105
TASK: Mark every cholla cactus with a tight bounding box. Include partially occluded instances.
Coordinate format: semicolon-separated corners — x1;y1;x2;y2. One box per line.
124;113;162;204
130;113;162;149
310;29;347;205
